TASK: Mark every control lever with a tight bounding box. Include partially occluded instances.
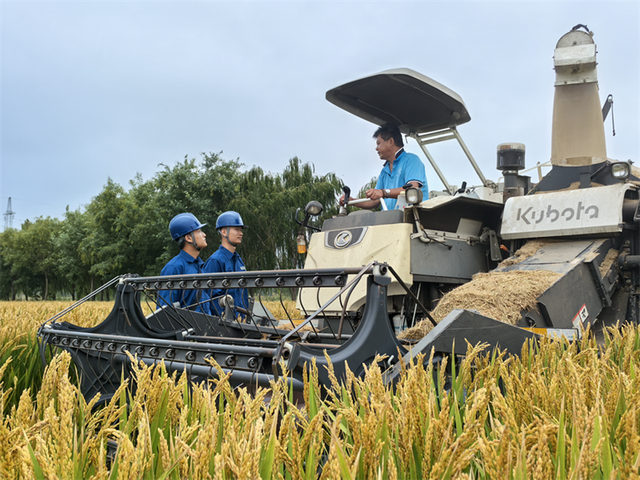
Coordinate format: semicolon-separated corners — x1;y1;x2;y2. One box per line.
455;181;467;195
339;184;390;212
339;186;351;216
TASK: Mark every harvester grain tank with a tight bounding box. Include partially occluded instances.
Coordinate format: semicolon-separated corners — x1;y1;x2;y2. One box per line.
38;26;639;401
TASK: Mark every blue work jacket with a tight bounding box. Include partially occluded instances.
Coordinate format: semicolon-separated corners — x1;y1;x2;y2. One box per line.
204;245;249;317
157;250;211;314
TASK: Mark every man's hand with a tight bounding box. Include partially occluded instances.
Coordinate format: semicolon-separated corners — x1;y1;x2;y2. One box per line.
365;188;384;201
339;194;356;206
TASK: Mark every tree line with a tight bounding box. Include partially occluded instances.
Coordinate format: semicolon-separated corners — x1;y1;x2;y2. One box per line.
0;153;345;300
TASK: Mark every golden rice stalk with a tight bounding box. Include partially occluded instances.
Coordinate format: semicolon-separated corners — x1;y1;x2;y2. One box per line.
320;414;345;480
115;403;154;479
49;366;76;479
157;429;171;473
525;419;556;479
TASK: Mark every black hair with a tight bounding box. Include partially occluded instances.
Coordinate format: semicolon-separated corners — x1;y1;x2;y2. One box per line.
373;123;404;148
176;235;187;250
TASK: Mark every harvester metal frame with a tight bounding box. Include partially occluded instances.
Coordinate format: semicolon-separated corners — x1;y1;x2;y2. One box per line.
38;263;420;403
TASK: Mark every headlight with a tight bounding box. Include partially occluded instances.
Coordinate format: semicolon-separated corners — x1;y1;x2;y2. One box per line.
405;188;423;205
305;201;323;216
611;162;631;180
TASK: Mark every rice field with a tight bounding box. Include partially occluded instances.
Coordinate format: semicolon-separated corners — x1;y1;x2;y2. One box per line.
2;301;640;478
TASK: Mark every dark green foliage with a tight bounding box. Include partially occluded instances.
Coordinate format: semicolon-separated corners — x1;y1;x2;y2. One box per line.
0;152;342;298
1;217;62;300
230;157;343;270
55;209;93;299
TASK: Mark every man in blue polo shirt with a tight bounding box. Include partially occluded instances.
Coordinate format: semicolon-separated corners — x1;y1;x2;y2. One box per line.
204;211;249;318
157;213;211;314
341;123;428;210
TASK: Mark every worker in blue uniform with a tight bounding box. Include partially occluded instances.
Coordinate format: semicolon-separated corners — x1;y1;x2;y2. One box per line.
340;123;428;210
204;211;249;318
157;213;211;314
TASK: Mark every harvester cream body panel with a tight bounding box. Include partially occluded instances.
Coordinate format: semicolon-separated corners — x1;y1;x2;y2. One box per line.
299;192;502;323
300;222;413;313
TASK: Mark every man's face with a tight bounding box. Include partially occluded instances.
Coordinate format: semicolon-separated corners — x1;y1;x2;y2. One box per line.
188;229;207;249
226;226;244;245
375;135;396;161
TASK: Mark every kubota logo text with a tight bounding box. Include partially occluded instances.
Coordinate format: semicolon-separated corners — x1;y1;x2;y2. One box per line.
516;201;599;225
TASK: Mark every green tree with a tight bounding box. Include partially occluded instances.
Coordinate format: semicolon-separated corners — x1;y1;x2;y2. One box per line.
141;152;243;272
55;208;92;299
113;173;168;277
0;228;19;300
80;179;128;296
230;157;342;270
0;152;347;299
2;218;62;299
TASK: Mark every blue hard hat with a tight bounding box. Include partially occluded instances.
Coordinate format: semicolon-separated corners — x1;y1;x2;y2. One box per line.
216;211;246;230
169;213;207;240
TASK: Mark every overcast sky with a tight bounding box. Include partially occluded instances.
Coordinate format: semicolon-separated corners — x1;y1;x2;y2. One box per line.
1;1;638;229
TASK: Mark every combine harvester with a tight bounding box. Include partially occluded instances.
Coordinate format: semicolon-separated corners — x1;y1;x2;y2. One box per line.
39;25;639;402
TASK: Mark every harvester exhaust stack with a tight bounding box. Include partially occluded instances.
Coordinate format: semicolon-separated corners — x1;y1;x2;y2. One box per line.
551;26;607;167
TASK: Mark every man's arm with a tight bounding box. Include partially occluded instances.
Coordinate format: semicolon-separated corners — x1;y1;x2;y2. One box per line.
366;181;422;201
339;180;422;211
339;193;380;210
359;181;422;209
401;154;428;197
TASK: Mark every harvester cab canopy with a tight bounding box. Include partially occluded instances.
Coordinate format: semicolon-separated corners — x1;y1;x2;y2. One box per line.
326;68;494;196
325;68;471;134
